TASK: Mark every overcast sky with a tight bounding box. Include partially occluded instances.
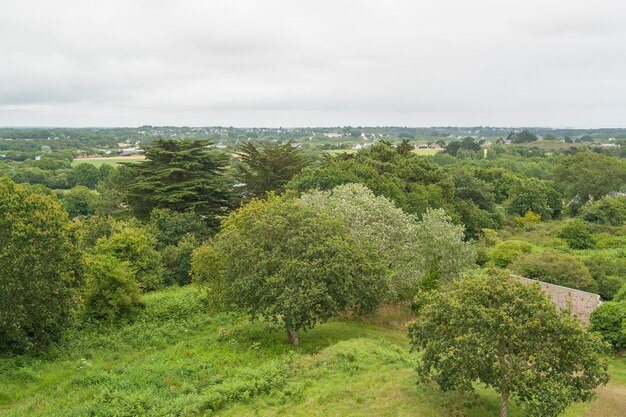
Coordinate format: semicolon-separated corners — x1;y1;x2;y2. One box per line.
1;0;625;127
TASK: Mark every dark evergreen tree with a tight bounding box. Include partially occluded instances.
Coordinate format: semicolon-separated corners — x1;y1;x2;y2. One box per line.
396;139;413;155
125;139;232;226
235;141;308;198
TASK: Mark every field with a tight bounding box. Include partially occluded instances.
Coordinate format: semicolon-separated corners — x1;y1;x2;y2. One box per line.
71;155;145;167
1;286;624;417
323;149;440;156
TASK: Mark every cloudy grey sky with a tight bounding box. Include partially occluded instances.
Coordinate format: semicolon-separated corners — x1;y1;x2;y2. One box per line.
1;0;625;127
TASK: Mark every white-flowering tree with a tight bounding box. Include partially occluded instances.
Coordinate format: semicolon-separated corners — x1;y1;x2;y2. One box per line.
301;184;474;298
301;183;419;298
414;208;476;286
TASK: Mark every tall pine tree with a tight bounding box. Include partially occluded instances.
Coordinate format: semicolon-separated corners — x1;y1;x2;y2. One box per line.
126;140;232;227
235;141;308;198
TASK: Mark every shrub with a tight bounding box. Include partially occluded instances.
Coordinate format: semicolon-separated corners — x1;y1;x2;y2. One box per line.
513;210;541;227
582;254;626;300
489;240;533;268
579;196;626;226
615;284;626;302
0;177;78;353
510;250;597;292
161;233;199;286
84;254;142;321
147;208;210;249
589;301;626;351
557;220;595;249
94;227;163;291
60;186;100;218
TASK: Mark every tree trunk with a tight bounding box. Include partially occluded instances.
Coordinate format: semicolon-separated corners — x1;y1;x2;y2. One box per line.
287;329;299;346
500;392;509;417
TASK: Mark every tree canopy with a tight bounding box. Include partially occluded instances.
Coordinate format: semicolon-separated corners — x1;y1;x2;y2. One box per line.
409;274;609;417
125;139;232;226
0;177;78;353
235;141;308;198
554;152;626;207
191;195;388;345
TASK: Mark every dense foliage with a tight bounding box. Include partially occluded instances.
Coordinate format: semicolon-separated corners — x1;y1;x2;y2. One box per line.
192;196;388;344
235;141;309;198
83;254;142;321
409;274;609;417
509;250;597;292
0;177;78;353
589;301;626;351
124;139;232;225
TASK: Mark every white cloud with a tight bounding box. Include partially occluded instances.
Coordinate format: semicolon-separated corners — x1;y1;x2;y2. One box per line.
0;0;625;127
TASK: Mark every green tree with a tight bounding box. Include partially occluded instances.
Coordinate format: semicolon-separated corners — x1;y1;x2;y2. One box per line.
508;129;538;143
396;139;413;155
578;196;626;226
125;139;232;226
554;152;626;207
444;137;481;156
300;183;420;298
589;301;626;351
94;227;163;291
0;177;78;353
161;233;199;286
83;254;142;321
489;240;534;268
93;164;135;219
60;185;99;218
147;208;209;249
69;163;101;188
409;274;609;417
504;178;560;220
192;196;388;345
414;208;476;284
235;141;309;198
558;220;595;249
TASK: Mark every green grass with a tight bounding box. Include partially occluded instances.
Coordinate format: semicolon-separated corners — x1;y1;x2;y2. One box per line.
1;286;624;417
411;149;441;155
71;156;145;167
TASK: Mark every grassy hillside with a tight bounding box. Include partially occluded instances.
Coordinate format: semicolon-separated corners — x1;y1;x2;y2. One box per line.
1;286;624;416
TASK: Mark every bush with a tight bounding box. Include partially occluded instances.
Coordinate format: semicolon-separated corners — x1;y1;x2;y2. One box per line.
147;208;210;249
582;254;626;300
510;250;597;292
513;210;542;227
557;220;595;249
0;177;78;353
489;240;533;268
94;227;163;291
161;234;200;286
84;254;142;321
589;301;626;351
615;284;626;302
579;196;626;226
60;186;100;218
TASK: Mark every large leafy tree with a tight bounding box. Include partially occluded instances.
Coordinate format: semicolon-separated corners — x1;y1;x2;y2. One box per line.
60;185;100;218
409;274;609;417
235;141;309;198
0;177;78;353
125;140;232;226
504;178;562;220
192;196;388;345
554;152;626;207
300;183;421;299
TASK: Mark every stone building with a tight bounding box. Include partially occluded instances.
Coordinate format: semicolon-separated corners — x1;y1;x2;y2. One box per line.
513;275;602;324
